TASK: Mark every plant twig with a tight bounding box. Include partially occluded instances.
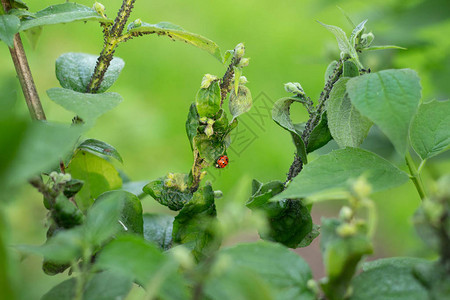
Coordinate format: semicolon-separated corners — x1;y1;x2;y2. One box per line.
405;151;426;201
286;60;343;181
2;0;46;120
220;56;240;103
86;0;136;93
190;57;243;190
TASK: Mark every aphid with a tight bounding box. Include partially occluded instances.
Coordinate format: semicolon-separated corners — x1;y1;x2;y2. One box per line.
215;155;229;169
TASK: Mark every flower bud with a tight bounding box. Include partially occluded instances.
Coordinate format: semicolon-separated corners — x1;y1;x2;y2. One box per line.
307;279;319;295
133;18;142;27
336;223;357;237
239;76;248;85
352;177;372;199
93;2;105;15
164;177;174;187
204;123;214;137
238;58;250;68
339;206;353;221
200;74;218;89
214;190;223;199
361;32;374;47
61;173;72;183
170;246;195;269
234;43;245;59
284;82;304;95
49;171;58;181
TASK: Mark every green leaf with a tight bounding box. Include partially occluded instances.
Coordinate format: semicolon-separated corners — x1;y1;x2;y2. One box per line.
5;122;82;188
272;97;308;163
66;150;122;212
325;60;338;84
410;99;450;160
194;134;226;165
362;257;430;272
204;268;273;300
51;194;84;229
91;190;143;237
363;45;406;51
233;66;242;95
209;242;316;300
47;87;122;122
42;259;70;276
343;60;359;77
143;174;193;211
78;138;123;163
229;85;252;120
262;199;314;249
247;180;285;210
327;78;373;148
63;179;84;198
96;235;189;299
337;6;356;28
0;212;17;299
414;261;450;300
96;236;163;285
321;218;373;300
196;80;221;118
346;69;422;155
19;3;112;32
173;184;218;260
42;271;133;300
350;257;430;300
272;147;409;202
11;1;28;10
0;15;20;48
247;180;316;248
85;192;124;246
349;19;367;47
83;271;133;300
318;21;354;57
17;227;83;264
121;180;148;199
55;53;124;93
212;109;230;135
306;112;333;152
128;21;222;62
186;103;200;150
143;213;174;251
41;278;76;300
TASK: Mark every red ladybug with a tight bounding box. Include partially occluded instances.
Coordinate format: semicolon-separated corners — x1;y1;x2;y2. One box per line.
215;155;229;168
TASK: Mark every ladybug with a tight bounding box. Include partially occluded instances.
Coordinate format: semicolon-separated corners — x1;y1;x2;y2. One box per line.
215;155;229;169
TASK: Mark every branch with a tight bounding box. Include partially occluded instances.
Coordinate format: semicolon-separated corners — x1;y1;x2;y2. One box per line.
219;56;240;103
286;60;343;181
2;0;46;120
86;0;136;93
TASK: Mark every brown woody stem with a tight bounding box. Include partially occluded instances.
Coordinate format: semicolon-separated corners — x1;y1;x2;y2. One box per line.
2;0;46;121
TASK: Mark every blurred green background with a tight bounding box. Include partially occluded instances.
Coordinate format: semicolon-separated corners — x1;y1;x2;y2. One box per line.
1;0;449;298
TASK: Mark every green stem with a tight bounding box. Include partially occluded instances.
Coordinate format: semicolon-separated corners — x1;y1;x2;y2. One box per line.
405;151;426;200
86;0;136;93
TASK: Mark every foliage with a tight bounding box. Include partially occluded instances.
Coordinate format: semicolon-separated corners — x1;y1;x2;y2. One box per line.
0;1;449;300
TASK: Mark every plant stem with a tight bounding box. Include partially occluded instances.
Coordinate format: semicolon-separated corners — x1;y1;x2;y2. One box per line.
220;56;241;103
405;151;426;200
286;60;343;181
190;150;205;192
1;0;46;121
86;0;136;93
